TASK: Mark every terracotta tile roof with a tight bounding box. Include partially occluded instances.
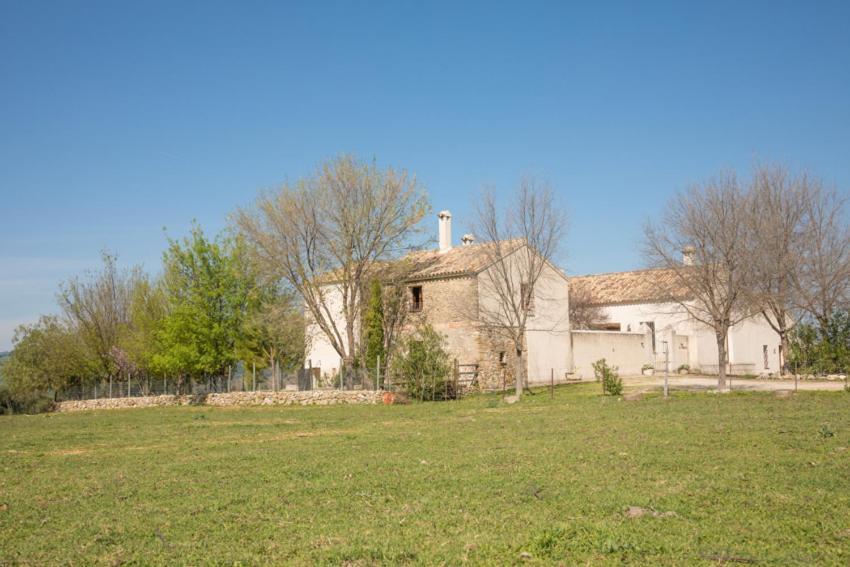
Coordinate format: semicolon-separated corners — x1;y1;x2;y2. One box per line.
402;239;525;280
318;240;526;284
569;268;692;306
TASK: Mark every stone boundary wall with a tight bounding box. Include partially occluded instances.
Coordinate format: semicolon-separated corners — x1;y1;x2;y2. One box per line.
56;390;383;413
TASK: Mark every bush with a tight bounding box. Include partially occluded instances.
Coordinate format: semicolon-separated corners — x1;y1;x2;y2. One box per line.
391;323;455;401
788;312;850;375
593;358;623;396
0;385;55;415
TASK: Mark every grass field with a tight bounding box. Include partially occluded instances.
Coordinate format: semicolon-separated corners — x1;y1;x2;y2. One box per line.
1;385;849;565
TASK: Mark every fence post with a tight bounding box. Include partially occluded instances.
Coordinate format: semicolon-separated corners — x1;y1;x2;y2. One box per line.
550;368;554;399
340;358;344;391
454;359;460;400
227;365;232;393
127;373;131;397
376;355;381;391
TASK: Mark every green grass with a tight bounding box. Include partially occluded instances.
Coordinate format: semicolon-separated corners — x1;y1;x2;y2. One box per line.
1;385;849;565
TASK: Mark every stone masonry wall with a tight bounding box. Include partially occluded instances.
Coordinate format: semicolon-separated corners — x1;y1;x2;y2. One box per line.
405;276;481;366
56;390;383;413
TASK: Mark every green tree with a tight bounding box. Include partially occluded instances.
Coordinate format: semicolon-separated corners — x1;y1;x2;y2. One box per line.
120;275;169;391
152;225;252;392
58;252;138;383
239;286;306;390
363;280;385;381
3;316;94;402
788;311;850;375
391;323;453;401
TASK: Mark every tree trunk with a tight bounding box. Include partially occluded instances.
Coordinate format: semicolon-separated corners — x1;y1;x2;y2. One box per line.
716;331;728;391
779;330;789;376
514;347;525;397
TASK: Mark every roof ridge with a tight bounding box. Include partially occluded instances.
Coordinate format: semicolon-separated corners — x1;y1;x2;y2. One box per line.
569;266;672;279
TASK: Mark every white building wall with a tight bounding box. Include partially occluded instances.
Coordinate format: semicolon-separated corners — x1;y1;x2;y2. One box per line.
570;330;652;378
304;285;353;377
598;302;782;374
478;255;572;383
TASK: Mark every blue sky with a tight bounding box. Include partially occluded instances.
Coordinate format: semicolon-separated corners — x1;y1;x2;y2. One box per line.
1;1;849;350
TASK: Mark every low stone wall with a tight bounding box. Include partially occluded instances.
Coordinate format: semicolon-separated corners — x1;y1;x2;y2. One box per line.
56;390;383;413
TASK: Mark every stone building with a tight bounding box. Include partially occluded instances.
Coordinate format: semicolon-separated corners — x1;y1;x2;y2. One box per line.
306;210;572;389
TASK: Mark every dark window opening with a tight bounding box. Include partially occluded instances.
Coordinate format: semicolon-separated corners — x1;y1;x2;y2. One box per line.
642;321;656;353
410;286;423;312
498;351;507;365
591;322;622;331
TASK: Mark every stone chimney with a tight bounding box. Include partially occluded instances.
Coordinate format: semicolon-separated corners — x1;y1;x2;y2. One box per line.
438;210;452;253
682;246;696;266
461;233;475;246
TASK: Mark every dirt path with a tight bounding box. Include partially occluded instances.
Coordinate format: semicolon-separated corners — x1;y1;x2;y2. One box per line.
621;374;848;392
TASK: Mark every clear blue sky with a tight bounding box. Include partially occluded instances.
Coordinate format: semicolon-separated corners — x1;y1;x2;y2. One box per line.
1;1;849;350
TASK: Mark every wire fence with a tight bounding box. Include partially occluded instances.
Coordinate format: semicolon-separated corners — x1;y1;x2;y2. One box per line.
55;359;485;402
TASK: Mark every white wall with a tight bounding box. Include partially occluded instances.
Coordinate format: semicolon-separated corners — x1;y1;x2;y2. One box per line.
599;302;782;375
570;330;652;378
304;284;354;377
478;252;572;381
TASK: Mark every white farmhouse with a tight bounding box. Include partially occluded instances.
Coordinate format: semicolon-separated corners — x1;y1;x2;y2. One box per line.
306;210;572;389
569;265;783;376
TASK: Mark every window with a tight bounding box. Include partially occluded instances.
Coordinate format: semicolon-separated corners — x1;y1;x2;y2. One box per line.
410;286;423;312
499;351;507;365
521;282;534;313
763;345;769;370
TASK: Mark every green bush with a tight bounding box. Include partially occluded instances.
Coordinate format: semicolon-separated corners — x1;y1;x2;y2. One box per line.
0;385;55;415
593;358;623;396
391;323;455;401
788;312;850;375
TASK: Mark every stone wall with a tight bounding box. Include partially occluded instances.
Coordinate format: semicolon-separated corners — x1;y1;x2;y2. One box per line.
56;390;383;413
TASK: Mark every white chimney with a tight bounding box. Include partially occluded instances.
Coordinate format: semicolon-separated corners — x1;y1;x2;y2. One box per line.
461;233;475;246
438;210;452;253
682;246;696;266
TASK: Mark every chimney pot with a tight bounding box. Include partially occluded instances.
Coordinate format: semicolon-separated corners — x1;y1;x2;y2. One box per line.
682;246;696;266
438;210;452;253
462;234;475;246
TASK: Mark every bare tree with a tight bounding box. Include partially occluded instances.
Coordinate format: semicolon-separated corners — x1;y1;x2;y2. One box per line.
644;173;755;390
58;252;140;383
233;155;429;370
793;180;850;331
473;179;568;398
743;164;810;373
567;284;610;330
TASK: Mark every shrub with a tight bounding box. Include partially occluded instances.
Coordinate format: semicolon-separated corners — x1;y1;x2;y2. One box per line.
391;323;455;401
593;358;623;396
0;385;55;415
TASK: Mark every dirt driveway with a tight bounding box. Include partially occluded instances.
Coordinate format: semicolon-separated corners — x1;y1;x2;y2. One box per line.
621;374;848;392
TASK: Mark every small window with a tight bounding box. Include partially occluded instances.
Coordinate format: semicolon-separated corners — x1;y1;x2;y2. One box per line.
521;282;534;313
410;286;423;312
763;345;769;370
498;351;507;365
